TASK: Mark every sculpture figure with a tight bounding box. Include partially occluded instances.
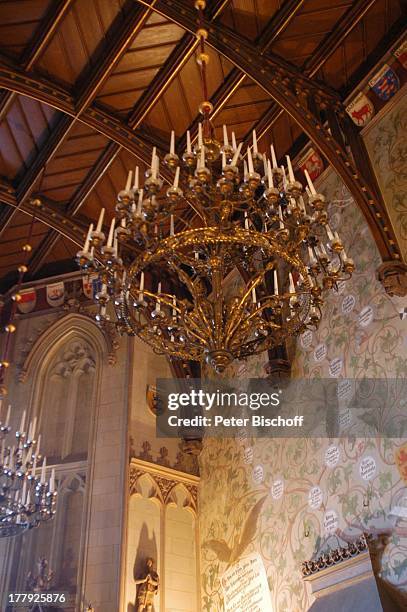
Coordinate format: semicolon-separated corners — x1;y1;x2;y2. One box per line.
134;557;159;612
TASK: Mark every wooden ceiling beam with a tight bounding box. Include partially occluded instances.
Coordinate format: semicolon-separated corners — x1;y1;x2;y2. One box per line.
0;1;151;240
179;0;305;149
247;0;386;157
0;0;74;123
303;0;378;76
29;31;200;275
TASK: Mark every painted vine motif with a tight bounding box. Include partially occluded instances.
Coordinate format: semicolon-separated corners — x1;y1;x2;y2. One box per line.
199;166;407;611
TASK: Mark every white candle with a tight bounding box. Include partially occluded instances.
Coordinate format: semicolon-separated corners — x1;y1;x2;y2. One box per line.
121;217;126;229
198;123;203;148
29;416;37;441
200;143;205;168
304;169;316;195
134;166;139;190
326;224;334;241
154;153;159;178
195;251;199;260
0;439;4;464
308;246;316;265
244;212;249;230
286;155;295;182
125;170;132;192
186;130;192;154
5;404;11;427
50;468;55;493
243;160;248;181
267;160;273;189
156;282;161;312
170;215;174;236
26;489;31;506
19;410;26;434
252;129;258;155
231;142;242;166
21;480;27;506
299;196;306;213
223;124;229;147
247;147;254;174
232;131;237;150
96;208;105;233
279;205;284;229
84;223;93;253
137;190;143;216
36;434;41;458
251;287;257;304
107;217;115;247
172;296;177;318
270;144;278;169
263;155;268;178
274;269;279;295
151;146;156;176
170;130;175;155
40;456;46;485
281;165;286;188
289;272;295;294
139;272;144;293
174;166;180;189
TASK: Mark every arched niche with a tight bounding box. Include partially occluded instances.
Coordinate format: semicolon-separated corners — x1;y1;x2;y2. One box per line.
165;484;199;612
127;474;162;612
20;313;109;462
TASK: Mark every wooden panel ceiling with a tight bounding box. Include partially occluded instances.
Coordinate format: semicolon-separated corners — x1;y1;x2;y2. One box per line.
0;0;405;289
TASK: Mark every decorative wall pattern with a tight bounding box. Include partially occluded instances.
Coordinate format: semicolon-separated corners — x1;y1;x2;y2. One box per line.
198;164;407;611
364;87;407;260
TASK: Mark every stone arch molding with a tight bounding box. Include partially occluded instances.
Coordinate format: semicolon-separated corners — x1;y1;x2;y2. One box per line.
18;313;118;384
129;460;199;514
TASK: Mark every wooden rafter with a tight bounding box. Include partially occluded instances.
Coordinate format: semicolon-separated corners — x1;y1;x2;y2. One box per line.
246;0;385;148
179;0;314;148
0;0;74;123
303;0;378;76
0;0;151;240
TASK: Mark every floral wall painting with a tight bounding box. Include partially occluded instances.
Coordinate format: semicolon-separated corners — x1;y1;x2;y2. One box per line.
364;86;407;260
199;129;407;610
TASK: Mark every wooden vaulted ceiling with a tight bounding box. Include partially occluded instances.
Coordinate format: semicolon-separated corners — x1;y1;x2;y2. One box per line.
0;0;405;291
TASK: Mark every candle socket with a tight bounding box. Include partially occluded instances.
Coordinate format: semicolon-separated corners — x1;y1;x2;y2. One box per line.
166;186;183;202
308;193;326;210
247;172;261;190
117;190;132;203
90;230;105;247
216;177;234;195
182;150;196;168
144;176;163;194
164;153;180;168
76;250;94;269
286;181;303;197
263;187;279;204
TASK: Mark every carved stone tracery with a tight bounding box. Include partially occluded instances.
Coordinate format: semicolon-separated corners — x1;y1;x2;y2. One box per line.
129;460;199;511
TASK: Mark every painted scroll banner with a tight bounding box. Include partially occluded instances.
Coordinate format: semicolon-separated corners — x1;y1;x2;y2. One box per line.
221;552;273;612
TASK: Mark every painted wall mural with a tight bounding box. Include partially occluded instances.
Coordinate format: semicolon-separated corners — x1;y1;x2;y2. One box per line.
198;164;407;611
364;87;407;260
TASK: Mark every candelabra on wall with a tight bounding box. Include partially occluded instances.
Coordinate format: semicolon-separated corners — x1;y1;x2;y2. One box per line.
0;213;57;537
0;402;56;538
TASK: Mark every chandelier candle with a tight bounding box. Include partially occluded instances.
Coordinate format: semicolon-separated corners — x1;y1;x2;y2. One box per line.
76;0;354;373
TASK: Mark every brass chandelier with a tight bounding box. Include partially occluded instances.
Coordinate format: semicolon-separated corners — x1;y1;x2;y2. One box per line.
77;0;354;373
